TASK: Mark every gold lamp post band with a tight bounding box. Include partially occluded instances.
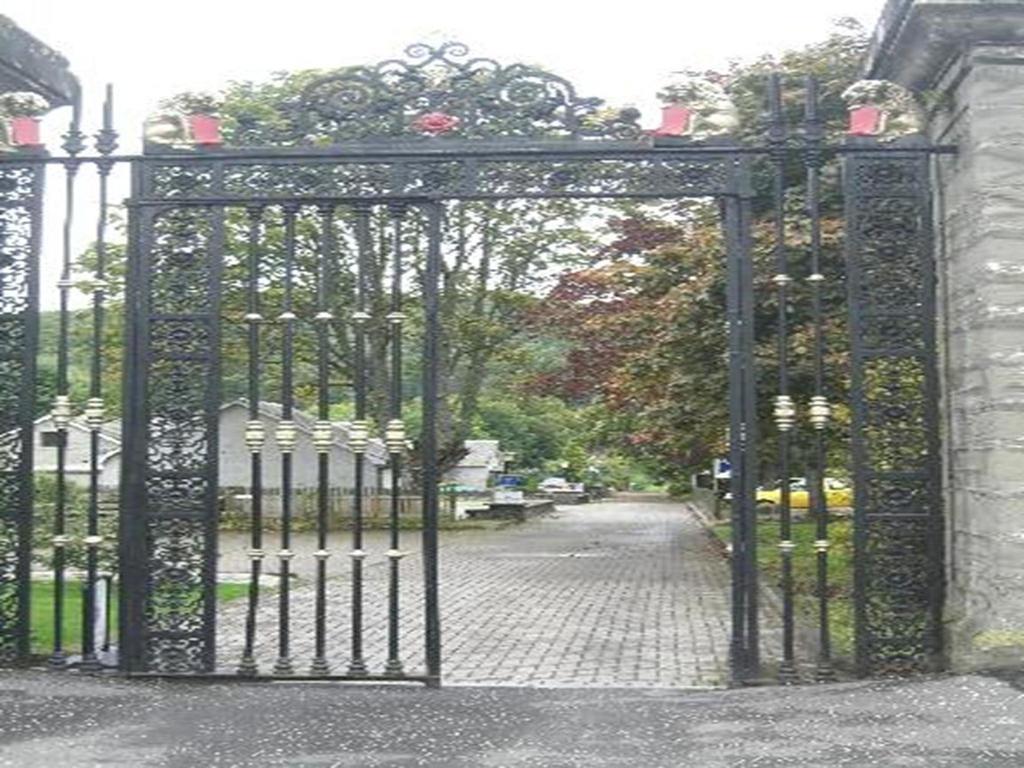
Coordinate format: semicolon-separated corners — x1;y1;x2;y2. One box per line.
808;396;831;430
385;419;406;454
348;420;369;453
244;420;266;453
275;421;297;453
773;395;796;432
312;420;333;453
84;397;105;429
52;395;72;429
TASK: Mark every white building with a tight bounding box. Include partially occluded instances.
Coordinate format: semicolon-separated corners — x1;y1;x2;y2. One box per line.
217;400;391;491
32;414;122;487
444;440;510;491
32;400;391;492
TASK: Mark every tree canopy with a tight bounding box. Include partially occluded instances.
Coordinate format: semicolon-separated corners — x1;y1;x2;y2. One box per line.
51;20;872;491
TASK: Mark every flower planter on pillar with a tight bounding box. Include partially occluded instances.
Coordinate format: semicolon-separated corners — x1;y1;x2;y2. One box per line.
188;114;222;146
652;105;694;137
653;75;739;140
10;116;42;147
848;105;887;136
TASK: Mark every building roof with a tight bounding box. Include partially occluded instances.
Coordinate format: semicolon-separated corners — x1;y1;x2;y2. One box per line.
0;15;80;108
34;413;121;445
457;440;503;469
224;400;390;464
34;400;391;466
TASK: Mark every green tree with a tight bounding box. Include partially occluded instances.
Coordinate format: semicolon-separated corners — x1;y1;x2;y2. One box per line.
526;21;869;489
62;68;617;478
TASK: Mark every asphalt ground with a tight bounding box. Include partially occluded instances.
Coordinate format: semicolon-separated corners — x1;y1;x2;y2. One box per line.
2;670;1024;766
7;497;1007;766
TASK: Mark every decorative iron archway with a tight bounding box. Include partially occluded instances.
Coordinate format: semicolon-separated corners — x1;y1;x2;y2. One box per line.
0;42;946;685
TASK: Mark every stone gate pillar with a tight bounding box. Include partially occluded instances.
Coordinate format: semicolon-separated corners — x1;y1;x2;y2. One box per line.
868;0;1024;670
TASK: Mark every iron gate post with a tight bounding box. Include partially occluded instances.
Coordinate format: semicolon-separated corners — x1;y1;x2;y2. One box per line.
422;200;444;688
724;188;760;683
119;161;224;675
724;193;748;681
0;154;43;665
738;193;761;680
118;184;148;674
843;137;944;676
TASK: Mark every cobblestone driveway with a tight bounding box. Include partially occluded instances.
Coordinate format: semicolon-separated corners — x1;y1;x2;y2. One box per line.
217;496;731;688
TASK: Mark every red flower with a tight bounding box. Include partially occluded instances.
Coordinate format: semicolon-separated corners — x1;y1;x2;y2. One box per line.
413;112;460;135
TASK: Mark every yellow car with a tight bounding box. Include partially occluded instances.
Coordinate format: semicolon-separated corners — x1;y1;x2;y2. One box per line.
755;477;852;509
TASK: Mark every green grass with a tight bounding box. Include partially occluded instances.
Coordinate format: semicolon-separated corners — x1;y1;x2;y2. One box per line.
712;517;855;656
30;580;250;655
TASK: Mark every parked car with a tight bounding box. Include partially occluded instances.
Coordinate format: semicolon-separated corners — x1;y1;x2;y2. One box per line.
755;477;852;509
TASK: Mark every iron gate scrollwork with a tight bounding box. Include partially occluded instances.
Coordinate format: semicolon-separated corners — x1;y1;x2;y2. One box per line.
120;201;223;673
0;157;42;663
265;40;644;143
136;154;740;203
843;139;943;675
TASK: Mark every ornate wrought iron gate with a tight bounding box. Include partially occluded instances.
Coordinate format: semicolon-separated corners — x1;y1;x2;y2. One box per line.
727;86;943;682
0;43;948;685
118;190;449;681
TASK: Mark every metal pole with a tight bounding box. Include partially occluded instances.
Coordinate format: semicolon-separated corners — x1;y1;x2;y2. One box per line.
802;76;836;682
273;203;299;676
723;195;748;681
421;201;443;687
81;84;117;673
49;105;86;670
767;72;798;683
739;193;761;678
237;205;265;677
347;202;373;677
310;203;336;676
385;203;409;677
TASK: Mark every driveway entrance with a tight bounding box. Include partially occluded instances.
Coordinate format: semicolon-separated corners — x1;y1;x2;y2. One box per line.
218;497;730;688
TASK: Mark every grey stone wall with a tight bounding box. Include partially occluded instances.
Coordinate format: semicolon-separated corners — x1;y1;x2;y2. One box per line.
870;2;1024;669
934;46;1024;669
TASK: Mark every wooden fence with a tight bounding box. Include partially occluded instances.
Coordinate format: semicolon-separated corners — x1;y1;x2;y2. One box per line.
219;487;431;524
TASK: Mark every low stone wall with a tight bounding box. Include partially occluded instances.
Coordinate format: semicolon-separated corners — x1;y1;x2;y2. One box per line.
689;488;725;521
465;499;555;522
219;486;427;522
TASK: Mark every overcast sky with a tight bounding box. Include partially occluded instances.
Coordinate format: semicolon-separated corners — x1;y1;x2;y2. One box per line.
12;0;887;306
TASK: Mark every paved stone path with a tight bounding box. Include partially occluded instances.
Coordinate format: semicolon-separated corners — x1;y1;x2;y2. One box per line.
216;496;731;687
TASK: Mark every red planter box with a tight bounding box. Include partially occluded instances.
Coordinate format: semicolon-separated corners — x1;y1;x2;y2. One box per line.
652;105;694;137
10;116;41;147
848;105;886;136
188;114;222;146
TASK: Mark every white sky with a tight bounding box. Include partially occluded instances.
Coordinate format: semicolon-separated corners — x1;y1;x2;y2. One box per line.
12;0;887;307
